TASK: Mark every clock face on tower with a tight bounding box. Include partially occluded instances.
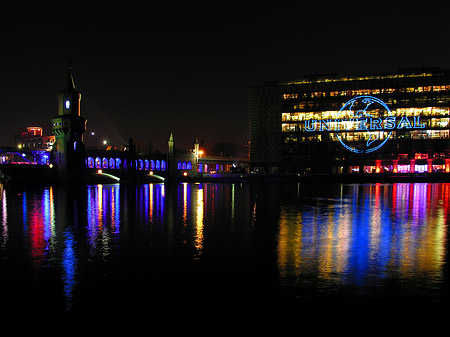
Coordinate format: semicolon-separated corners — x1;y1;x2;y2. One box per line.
65;100;71;110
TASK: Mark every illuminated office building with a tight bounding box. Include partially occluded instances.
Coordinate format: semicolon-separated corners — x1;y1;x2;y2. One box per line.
250;67;450;176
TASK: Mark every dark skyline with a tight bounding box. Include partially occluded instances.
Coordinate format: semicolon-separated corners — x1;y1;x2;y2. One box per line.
2;2;450;153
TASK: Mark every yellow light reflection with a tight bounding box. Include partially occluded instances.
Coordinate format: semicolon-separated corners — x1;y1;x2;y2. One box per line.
277;184;448;286
195;187;204;258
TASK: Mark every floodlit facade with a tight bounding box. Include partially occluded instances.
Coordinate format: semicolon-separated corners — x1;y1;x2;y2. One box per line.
14;127;55;150
250;67;450;175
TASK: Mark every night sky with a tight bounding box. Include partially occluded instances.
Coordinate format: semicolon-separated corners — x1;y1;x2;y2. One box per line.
2;2;450;154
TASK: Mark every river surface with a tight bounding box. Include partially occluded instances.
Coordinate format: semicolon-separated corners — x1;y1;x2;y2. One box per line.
1;182;450;323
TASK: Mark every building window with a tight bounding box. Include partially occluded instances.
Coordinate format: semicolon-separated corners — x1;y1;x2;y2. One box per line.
415;164;428;173
398;165;410;173
415;153;428;159
348;166;359;173
364;166;376;173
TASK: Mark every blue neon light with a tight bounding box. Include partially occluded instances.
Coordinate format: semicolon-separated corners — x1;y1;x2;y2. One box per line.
299;95;427;154
336;96;393;154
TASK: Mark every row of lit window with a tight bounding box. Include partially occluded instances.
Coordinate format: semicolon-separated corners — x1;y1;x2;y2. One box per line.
282;85;450;100
282;118;449;133
282;107;450;122
282;129;450;143
288;96;450;111
348;164;448;174
279;72;435;86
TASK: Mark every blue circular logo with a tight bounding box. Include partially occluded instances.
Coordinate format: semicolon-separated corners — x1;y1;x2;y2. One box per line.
336;96;393;154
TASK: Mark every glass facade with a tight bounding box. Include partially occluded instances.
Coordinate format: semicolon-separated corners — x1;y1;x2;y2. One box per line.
250;68;450;175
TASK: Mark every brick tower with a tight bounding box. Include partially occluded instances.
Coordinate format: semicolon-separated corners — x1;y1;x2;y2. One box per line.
51;60;87;180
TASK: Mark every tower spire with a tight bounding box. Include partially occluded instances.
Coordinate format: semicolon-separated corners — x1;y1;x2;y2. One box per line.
65;58;76;91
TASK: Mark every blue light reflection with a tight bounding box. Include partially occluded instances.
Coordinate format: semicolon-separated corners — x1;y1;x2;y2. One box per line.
86;184;121;259
277;183;449;291
62;228;76;311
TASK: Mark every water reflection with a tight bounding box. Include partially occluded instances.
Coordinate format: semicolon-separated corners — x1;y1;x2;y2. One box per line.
1;181;448;314
176;183;205;257
1;185;7;252
62;228;76;310
195;184;204;257
278;183;449;294
22;187;56;268
86;184;121;259
145;183;165;225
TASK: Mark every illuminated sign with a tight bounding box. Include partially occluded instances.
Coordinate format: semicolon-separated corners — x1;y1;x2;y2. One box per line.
304;96;425;153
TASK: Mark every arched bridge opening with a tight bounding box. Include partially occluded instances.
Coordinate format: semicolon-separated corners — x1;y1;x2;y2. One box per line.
85;156;169;182
86;156;168;173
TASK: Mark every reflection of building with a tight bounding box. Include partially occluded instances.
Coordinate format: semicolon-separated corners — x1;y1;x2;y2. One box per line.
250;67;450;175
277;183;449;289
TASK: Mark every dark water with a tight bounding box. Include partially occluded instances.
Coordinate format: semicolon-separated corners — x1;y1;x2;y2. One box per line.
1;182;450;324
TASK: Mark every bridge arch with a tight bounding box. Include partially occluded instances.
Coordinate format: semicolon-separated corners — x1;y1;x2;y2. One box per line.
87;157;94;168
85;154;171;173
177;161;192;170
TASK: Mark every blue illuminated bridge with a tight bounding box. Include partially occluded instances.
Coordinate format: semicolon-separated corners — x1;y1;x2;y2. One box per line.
84;149;247;182
85;150;175;182
0;147;248;184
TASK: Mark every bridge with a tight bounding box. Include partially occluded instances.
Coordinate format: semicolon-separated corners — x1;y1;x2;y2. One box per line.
83;144;197;183
0;145;248;184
